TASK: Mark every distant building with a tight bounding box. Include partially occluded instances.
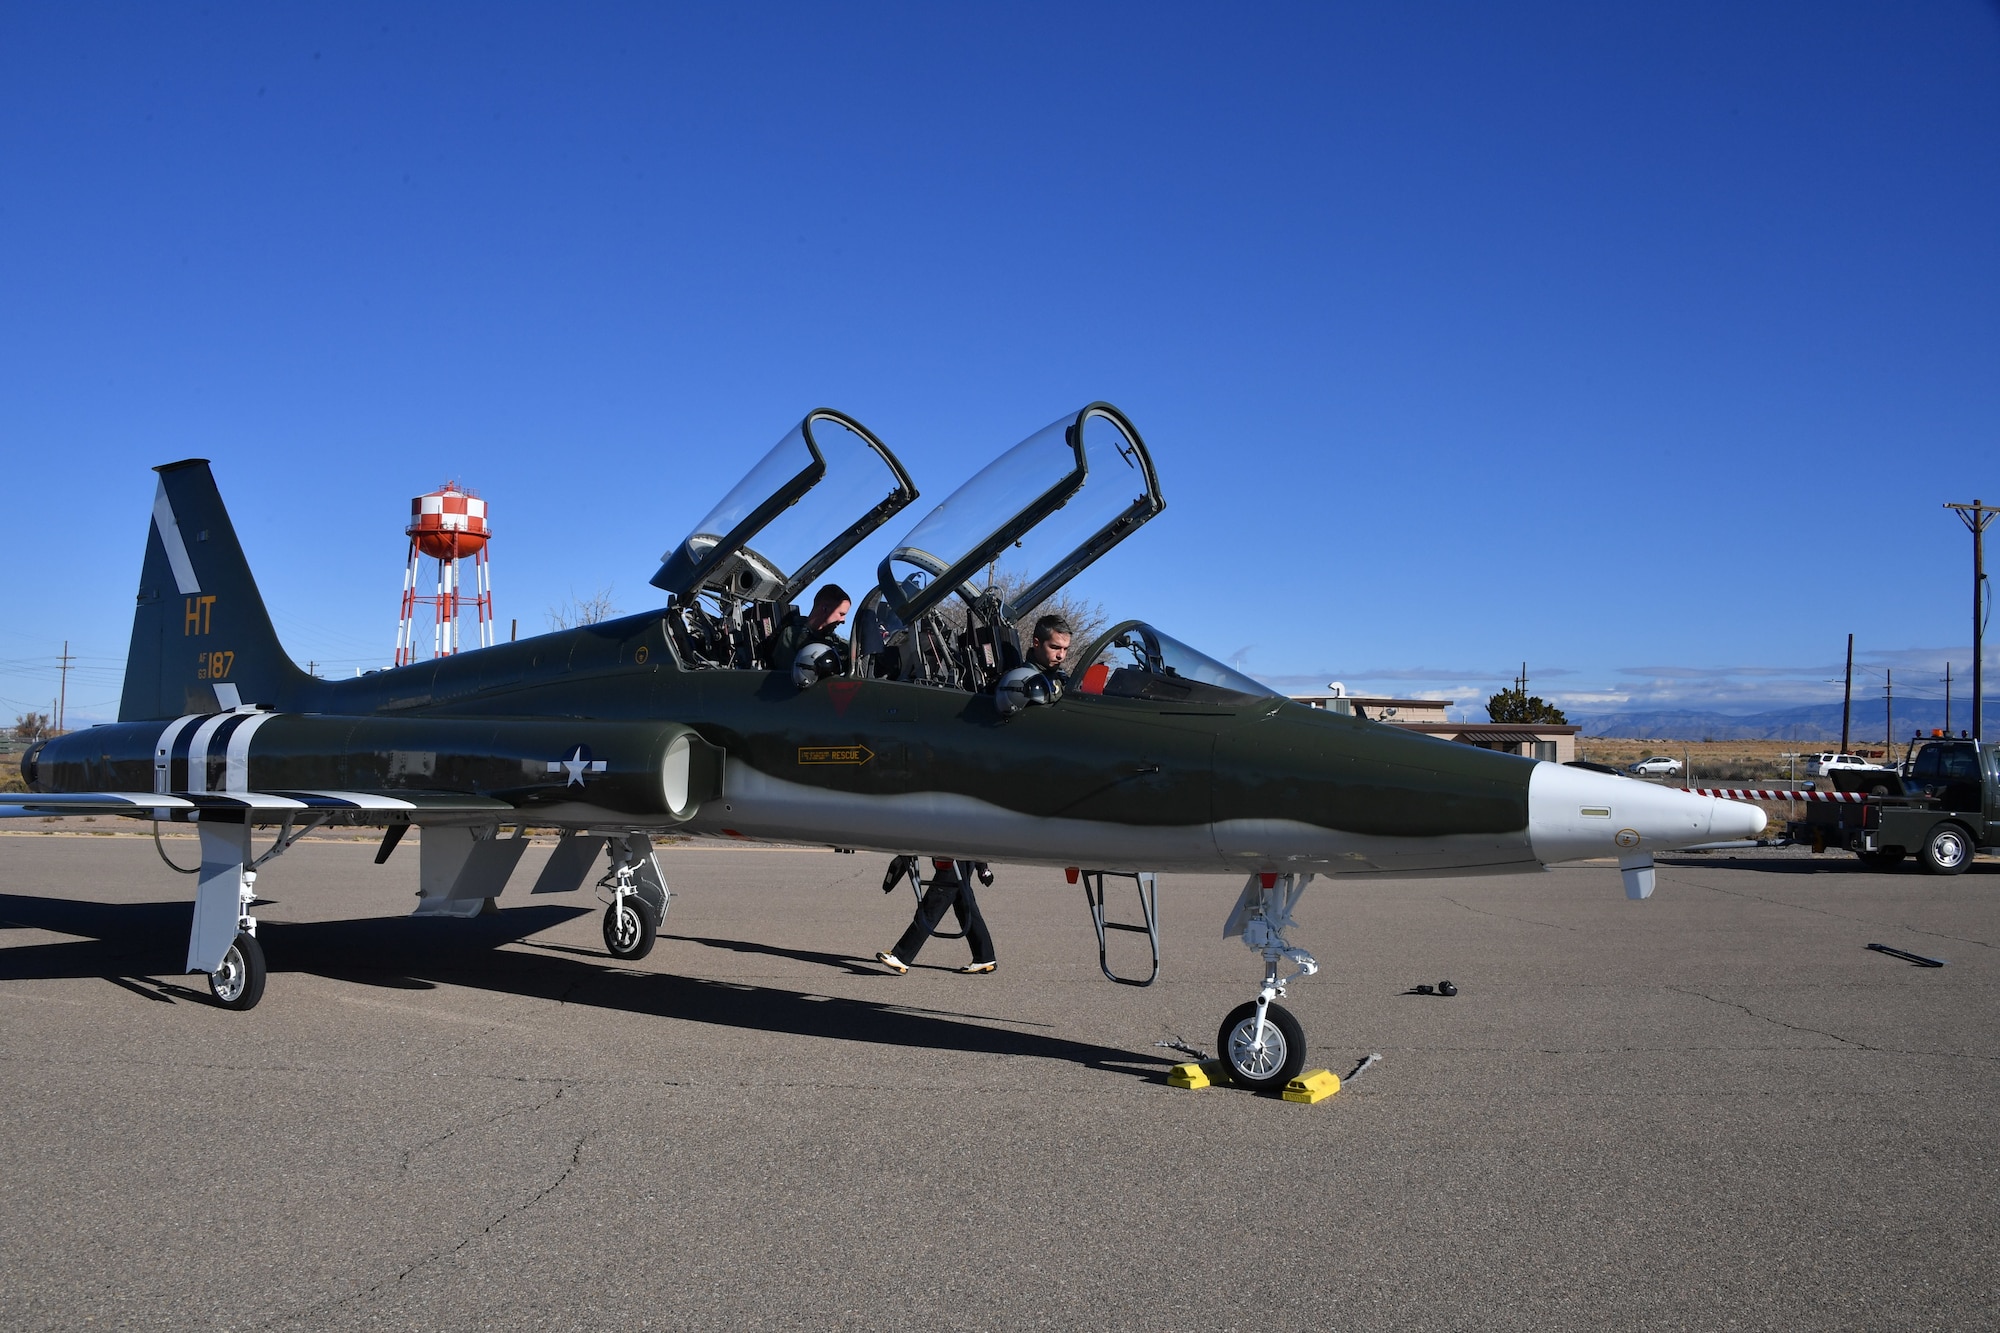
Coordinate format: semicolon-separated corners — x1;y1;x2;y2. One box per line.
1289;693;1450;723
1289;690;1578;763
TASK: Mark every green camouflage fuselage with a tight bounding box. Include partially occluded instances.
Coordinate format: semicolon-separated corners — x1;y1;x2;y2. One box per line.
40;609;1541;876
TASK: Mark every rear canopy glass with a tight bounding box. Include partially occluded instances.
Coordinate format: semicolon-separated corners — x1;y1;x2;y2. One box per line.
653;410;915;602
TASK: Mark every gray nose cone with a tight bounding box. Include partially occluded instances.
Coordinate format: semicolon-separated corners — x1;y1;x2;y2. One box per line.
1528;762;1765;865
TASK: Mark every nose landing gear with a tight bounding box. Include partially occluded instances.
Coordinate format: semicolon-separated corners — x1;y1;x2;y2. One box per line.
1219;871;1318;1092
1219;999;1304;1090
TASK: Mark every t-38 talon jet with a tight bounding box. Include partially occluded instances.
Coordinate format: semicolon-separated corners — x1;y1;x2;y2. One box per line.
8;402;1764;1091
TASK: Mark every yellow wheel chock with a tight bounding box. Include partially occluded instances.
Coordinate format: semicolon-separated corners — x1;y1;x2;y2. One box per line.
1167;1061;1341;1103
1281;1069;1340;1103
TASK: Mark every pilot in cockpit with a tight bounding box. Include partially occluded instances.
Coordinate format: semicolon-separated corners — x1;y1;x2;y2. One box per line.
763;583;851;670
1024;613;1072;678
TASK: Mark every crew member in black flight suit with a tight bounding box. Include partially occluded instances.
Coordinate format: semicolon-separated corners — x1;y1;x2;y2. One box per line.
876;858;997;975
871;615;1076;975
763;584;851;669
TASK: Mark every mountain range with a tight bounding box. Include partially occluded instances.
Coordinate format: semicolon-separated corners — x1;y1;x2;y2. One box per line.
1571;699;1997;741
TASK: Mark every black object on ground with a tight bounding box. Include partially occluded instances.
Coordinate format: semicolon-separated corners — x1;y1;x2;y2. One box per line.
1438;979;1458;996
1155;1036;1211;1062
1866;943;1946;968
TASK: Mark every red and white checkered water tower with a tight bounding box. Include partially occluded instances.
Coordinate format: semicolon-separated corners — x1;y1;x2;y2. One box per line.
395;483;495;666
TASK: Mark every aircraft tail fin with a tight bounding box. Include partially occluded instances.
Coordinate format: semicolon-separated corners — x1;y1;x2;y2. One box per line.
119;460;314;721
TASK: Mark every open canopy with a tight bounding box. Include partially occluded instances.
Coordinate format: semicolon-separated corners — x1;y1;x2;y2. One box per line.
1073;620;1281;707
876;402;1163;626
651;410;916;603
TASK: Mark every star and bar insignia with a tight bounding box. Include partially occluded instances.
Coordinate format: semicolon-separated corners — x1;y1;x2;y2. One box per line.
548;745;609;787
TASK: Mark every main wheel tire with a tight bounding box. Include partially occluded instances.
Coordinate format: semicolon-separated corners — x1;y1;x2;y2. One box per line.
1856;848;1905;870
603;895;659;961
1919;824;1972;876
1217;1000;1307;1093
208;932;266;1010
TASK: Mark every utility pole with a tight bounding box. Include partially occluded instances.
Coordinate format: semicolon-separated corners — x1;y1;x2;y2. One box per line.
55;640;72;733
1841;633;1853;754
1515;662;1528;695
1945;499;1997;741
1944;661;1953;736
1885;668;1892;754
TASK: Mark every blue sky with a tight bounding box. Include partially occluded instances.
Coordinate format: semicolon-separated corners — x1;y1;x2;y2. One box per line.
4;3;1997;727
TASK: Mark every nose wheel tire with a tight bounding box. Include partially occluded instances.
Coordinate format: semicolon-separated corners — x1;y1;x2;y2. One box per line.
208;932;267;1010
1920;825;1971;876
603;895;660;961
1218;1000;1307;1093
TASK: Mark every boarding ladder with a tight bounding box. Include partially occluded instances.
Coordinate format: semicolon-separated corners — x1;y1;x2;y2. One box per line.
1073;868;1160;987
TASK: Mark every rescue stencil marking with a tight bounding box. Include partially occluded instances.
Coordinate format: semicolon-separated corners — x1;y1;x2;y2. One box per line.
798;745;873;766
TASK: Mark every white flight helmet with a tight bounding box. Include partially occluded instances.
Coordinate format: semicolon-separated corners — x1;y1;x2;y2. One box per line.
792;642;841;690
994;666;1059;716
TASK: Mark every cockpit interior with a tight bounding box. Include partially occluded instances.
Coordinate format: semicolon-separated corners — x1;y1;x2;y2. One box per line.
649;408;916;672
653;401;1272;711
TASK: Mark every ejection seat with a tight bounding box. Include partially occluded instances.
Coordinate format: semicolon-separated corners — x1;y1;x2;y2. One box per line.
870;402;1163;692
650;408;917;674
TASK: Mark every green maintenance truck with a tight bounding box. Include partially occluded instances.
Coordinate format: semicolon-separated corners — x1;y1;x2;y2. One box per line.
1792;736;1998;873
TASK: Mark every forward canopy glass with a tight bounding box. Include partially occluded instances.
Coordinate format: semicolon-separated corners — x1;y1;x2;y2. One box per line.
1073;620;1282;707
877;402;1163;627
652;410;916;603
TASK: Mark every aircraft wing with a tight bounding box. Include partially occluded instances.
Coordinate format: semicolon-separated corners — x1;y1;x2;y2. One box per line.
0;790;516;818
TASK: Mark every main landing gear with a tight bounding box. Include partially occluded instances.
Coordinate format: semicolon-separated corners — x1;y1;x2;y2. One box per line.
194;845;268;1011
1218;871;1318;1092
186;813;327;1012
209;931;267;1010
599;834;671;962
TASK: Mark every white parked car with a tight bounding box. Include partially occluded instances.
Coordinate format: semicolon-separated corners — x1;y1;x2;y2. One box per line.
1808;752;1887;777
1628;756;1683;776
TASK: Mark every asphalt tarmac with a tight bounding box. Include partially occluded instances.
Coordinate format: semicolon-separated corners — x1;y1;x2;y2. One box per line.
1;830;1994;1331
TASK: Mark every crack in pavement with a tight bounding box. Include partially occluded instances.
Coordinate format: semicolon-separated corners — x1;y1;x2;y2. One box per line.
1669;985;1865;1048
282;1126;591;1329
394;1026;498;1077
1683;878;1997;951
1668;986;1999;1063
395;1081;574;1181
1441;895;1576;932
